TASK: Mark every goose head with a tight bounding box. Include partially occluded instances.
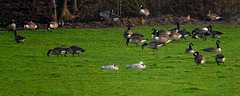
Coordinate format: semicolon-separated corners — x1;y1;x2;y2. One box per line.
141;43;148;50
193;52;199;56
47;50;52;56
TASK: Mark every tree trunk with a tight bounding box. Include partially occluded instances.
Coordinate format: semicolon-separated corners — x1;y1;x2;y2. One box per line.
70;0;78;14
57;0;71;20
51;0;57;21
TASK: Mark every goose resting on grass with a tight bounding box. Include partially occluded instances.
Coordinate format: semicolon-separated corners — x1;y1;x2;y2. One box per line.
101;64;119;70
126;61;146;69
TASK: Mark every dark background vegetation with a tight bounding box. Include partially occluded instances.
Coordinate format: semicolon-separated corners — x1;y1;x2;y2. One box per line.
0;0;240;28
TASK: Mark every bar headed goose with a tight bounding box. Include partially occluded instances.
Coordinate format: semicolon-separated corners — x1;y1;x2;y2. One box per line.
126;61;146;69
185;43;195;54
13;31;26;44
202;40;221;52
215;54;225;65
193;52;205;65
101;64;119;70
47;47;67;57
142;41;165;51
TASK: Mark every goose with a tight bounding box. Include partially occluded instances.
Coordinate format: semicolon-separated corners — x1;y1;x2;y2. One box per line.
139;4;150;24
202;25;210;32
207;11;222;21
193;52;205;65
100;10;117;21
126;61;146;69
179;30;191;40
67;45;85;57
202;40;221;52
152;28;170;40
170;22;191;40
169;22;180;33
24;21;38;30
139;5;150;17
185;43;195;53
47;21;58;31
7;19;16;32
126;36;147;46
123;26;133;39
142;41;165;51
130;33;144;38
47;47;67;57
191;28;210;41
191;28;199;35
13;31;26;44
208;25;223;39
107;10;120;22
169;32;182;41
215;54;225;65
57;20;64;27
155;32;172;43
101;64;119;70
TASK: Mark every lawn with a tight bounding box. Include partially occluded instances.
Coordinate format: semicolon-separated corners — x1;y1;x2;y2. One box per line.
0;25;240;96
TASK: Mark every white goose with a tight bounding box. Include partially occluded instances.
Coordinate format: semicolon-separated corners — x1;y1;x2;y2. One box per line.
101;64;119;70
126;61;146;69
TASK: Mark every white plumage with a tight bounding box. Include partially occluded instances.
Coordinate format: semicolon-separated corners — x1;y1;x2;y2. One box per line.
101;64;119;70
126;61;146;69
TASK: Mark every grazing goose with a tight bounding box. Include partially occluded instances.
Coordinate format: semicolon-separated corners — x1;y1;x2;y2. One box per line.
215;54;225;65
202;40;221;52
67;45;85;57
185;43;195;53
7;19;16;32
13;31;26;44
123;26;133;39
193;52;205;65
126;36;147;46
142;41;165;51
191;28;210;41
209;25;222;39
139;4;150;24
207;11;222;21
101;64;119;70
47;21;58;31
107;10;120;22
126;61;146;69
47;47;67;57
57;20;64;27
191;28;199;35
24;21;38;30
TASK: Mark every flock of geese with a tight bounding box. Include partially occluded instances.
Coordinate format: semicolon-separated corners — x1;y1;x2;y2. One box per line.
7;19;85;57
102;23;225;70
6;4;225;70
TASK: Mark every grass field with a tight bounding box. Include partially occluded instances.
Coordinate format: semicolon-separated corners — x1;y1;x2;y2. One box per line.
0;25;240;95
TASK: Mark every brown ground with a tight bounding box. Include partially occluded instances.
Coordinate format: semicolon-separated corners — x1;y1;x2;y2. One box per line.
1;0;240;31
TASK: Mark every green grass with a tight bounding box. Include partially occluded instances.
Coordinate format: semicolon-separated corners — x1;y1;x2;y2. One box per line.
0;25;240;96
